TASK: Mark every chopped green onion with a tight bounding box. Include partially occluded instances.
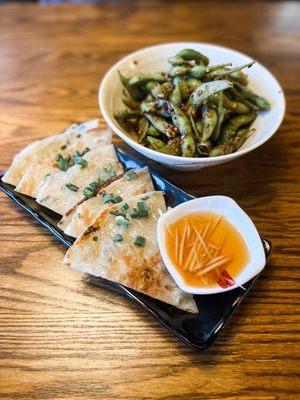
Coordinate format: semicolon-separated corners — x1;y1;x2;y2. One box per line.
129;208;139;218
66;182;79;192
99;171;110;183
109;210;126;218
137;201;149;217
56;153;62;162
83;187;94;198
133;235;146;247
81;147;90;156
121;203;129;212
108;170;116;178
73;155;87;168
89;181;100;190
115;216;130;227
103;193;115;204
125;170;137;181
111;195;123;204
113;233;123;242
58;157;68;171
56;153;73;171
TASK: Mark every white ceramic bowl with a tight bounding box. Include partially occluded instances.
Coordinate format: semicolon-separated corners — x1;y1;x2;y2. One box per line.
99;42;285;171
157;196;266;295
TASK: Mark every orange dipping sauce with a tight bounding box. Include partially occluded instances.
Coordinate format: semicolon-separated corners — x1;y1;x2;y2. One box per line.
165;212;249;288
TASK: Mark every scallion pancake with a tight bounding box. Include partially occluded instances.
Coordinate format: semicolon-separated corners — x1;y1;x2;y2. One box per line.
63;191;198;313
36;145;123;215
58;167;154;238
13;120;112;198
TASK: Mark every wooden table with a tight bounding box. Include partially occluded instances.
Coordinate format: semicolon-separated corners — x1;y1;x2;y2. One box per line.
0;2;299;399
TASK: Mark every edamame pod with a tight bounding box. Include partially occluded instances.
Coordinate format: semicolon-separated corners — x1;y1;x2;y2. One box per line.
221;113;256;142
144;113;177;138
155;99;196;157
176;48;209;66
223;95;250;114
147;124;161;137
234;82;270;110
169;77;182;105
137;117;150;143
147;136;181;156
197;140;212;156
187;80;233;116
202;106;218;141
118;71;145;100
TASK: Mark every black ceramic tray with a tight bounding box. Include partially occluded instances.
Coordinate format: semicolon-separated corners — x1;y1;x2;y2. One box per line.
0;148;271;351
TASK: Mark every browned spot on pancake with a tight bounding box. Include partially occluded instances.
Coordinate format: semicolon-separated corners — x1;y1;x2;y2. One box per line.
64;198;86;217
107;253;172;298
81;207;113;238
82;224;100;237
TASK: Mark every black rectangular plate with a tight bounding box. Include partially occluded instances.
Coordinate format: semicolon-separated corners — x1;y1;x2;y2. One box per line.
0;148;271;351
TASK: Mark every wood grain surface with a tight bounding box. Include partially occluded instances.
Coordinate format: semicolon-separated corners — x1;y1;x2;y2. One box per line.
0;1;299;399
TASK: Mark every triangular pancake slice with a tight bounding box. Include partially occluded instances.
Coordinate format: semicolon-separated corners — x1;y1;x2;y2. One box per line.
3;119;110;188
36;144;123;215
58;167;154;238
13;120;112;198
63;191;198;313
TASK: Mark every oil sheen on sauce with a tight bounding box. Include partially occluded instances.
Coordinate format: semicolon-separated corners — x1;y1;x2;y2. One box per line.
165;212;249;288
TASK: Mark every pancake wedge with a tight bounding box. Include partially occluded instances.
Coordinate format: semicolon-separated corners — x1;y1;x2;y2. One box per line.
36;144;123;215
58;167;154;238
63;191;198;313
13;119;112;198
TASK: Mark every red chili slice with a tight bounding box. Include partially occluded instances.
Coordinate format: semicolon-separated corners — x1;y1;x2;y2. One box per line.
218;270;236;288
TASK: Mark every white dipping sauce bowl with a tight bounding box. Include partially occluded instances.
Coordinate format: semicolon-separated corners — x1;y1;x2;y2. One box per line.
99;42;285;171
157;196;266;295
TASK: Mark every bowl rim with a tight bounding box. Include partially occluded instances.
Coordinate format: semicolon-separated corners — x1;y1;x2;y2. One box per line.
156;195;266;295
99;41;286;164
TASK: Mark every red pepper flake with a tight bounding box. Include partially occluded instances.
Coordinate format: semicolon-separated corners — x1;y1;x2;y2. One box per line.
218;270;236;288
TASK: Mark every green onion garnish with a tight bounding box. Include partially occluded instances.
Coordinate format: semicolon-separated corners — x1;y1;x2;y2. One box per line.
137;201;149;217
81;147;90;156
111;195;122;204
66;182;79;192
83;187;94;198
133;235;146;247
103;194;111;202
129;208;139;218
120;203;129;212
109;210;127;218
115;216;130;227
73;155;87;168
99;171;110;183
56;153;73;171
89;181;100;190
125;170;137;181
103;193;115;203
103;193;122;204
113;233;123;242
